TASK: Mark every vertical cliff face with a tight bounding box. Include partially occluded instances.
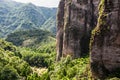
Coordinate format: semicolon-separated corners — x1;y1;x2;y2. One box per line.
90;0;120;79
57;0;120;79
63;0;88;58
56;0;65;61
56;0;99;60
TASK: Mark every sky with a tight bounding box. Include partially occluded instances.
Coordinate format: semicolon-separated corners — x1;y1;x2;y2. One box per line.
12;0;60;7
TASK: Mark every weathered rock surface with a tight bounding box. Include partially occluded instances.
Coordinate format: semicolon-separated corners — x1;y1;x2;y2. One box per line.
56;0;99;60
56;0;65;61
90;0;120;79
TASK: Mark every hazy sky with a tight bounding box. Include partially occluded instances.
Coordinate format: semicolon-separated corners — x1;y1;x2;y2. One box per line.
12;0;60;7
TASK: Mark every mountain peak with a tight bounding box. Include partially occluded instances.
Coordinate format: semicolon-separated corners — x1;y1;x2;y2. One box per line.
0;0;57;38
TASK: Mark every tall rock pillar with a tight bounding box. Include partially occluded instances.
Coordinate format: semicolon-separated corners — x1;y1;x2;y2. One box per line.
90;0;120;79
56;0;99;60
56;0;65;61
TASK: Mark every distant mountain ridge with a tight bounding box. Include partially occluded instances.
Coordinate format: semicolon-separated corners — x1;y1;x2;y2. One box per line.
0;0;57;38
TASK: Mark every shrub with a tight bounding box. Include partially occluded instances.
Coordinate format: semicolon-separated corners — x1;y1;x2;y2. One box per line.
27;73;40;80
0;65;19;80
19;47;56;68
48;56;89;80
0;39;32;80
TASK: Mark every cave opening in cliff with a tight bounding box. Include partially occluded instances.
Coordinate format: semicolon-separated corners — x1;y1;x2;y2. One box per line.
80;35;90;56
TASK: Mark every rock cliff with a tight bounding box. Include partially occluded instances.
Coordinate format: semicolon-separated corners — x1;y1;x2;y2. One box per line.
56;0;65;61
90;0;120;79
56;0;99;60
57;0;120;79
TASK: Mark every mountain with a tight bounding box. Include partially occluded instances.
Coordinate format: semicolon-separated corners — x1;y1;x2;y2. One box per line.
41;15;56;34
0;0;57;38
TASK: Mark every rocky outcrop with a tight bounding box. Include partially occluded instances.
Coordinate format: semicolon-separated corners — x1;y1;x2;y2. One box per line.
56;0;99;60
90;0;120;79
57;0;120;79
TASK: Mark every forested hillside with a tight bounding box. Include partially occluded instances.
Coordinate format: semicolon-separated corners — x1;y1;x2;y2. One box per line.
6;29;55;47
0;39;32;80
0;0;57;38
0;38;56;80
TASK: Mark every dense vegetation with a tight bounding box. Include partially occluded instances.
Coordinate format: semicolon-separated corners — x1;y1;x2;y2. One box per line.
48;56;90;80
6;29;55;47
0;38;56;80
0;38;91;80
0;39;32;80
0;0;56;38
0;39;120;80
